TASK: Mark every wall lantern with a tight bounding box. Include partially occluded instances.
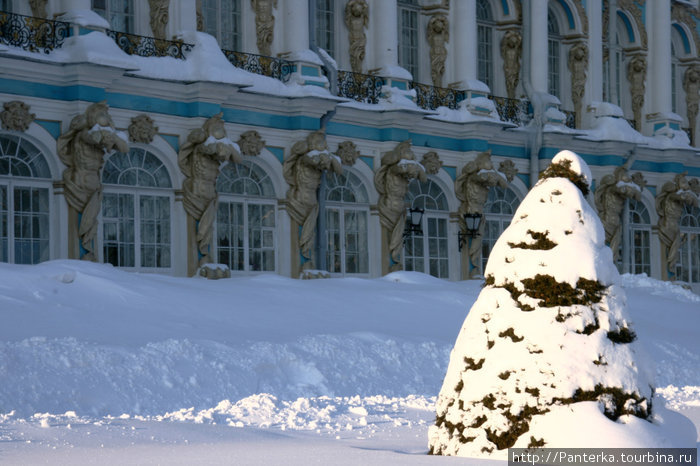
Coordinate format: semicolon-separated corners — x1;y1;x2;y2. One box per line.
403;207;425;241
458;212;483;251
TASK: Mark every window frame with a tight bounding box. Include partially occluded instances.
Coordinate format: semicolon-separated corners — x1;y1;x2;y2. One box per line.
100;147;174;273
476;0;495;91
215;159;278;274
200;0;242;51
323;169;370;277
92;0;135;33
0;134;53;265
397;0;420;80
403;177;450;279
676;204;700;283
481;186;520;273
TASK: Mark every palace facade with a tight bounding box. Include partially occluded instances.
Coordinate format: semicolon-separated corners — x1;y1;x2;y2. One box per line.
1;0;699;289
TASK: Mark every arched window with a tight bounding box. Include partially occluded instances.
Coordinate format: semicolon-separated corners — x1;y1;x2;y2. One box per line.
216;159;276;272
482;186;520;272
0;134;51;264
404;178;449;278
314;0;336;57
324;170;369;275
101;148;172;270
547;8;561;99
92;0;134;33
603;29;623;107
626;199;651;275
676;204;700;283
476;0;494;90
398;0;419;79
201;0;241;50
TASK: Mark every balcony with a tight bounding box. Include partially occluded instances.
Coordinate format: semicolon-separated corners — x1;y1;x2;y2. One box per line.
105;30;192;59
222;49;293;82
0;10;69;54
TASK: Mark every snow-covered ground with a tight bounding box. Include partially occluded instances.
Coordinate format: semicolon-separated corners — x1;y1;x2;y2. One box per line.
0;261;698;464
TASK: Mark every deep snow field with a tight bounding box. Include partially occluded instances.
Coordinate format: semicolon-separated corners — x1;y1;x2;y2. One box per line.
0;260;698;465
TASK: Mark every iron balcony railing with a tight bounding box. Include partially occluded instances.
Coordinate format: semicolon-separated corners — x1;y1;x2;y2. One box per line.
337;70;384;104
222;49;293;82
489;96;532;126
0;10;69;54
410;82;466;111
105;30;192;59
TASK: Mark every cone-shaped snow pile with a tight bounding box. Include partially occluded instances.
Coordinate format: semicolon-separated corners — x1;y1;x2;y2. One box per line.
428;151;655;457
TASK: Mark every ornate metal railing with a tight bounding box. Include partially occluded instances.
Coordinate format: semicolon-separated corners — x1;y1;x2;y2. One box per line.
489;96;531;126
411;82;465;110
337;71;384;104
222;49;293;82
105;30;192;59
0;10;69;54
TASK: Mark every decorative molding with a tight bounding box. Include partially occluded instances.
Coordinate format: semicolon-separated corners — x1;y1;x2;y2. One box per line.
344;0;368;74
252;0;278;57
1;100;35;132
237;130;265;156
672;2;700;57
421;151;442;175
426;14;449;87
195;0;204;32
128;114;158;144
336;140;360;166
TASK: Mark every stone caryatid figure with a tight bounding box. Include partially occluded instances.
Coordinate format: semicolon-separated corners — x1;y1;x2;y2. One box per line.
344;0;369;74
195;0;204;32
148;0;170;40
427;14;449;87
29;0;48;18
683;65;700;146
1;101;35;132
627;55;647;131
179;113;242;275
455;150;514;277
58;102;128;261
568;41;588;128
252;0;277;56
594;159;646;262
374;140;427;272
500;30;522;99
656;173;699;279
284;130;342;273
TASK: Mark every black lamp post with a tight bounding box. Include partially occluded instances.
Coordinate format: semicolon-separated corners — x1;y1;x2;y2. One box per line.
403;207;425;241
458;212;483;251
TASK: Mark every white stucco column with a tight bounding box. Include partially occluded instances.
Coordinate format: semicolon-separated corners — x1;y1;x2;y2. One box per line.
587;0;603;103
283;0;309;54
645;0;680;137
648;0;672;116
452;0;477;86
372;0;406;78
583;0;604;128
170;0;197;34
528;0;549;94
